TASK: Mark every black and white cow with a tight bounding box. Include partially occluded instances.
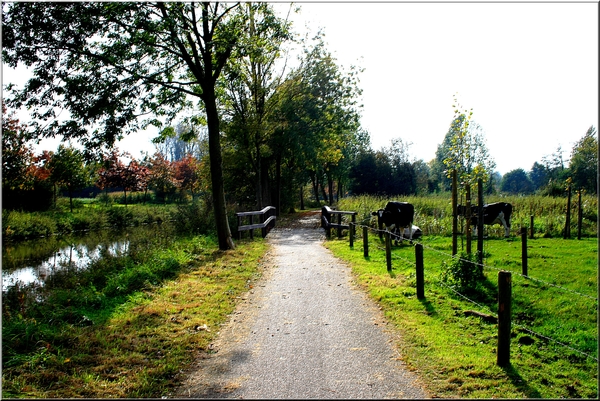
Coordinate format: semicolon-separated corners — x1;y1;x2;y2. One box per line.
457;202;513;238
371;201;419;244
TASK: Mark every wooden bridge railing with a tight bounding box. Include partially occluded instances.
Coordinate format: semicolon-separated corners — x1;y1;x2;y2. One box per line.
321;205;357;239
236;206;276;239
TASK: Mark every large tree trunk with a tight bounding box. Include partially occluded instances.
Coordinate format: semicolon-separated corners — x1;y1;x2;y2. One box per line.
204;89;235;250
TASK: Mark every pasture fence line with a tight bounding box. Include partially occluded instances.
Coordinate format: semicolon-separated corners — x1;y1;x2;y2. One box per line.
338;221;598;365
350;222;597;302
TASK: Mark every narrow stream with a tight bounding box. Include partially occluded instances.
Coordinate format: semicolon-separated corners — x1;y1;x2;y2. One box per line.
2;223;175;292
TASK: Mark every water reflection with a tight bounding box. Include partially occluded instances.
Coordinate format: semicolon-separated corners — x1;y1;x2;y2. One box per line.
2;224;171;292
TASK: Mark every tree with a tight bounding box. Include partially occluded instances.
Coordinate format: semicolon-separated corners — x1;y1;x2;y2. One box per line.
348;150;381;195
382;138;417;195
147;152;179;203
500;168;534;194
570;125;597;194
4;2;286;250
540;145;571;195
292;37;363;205
1;103;34;192
442;95;496;191
173;154;203;201
529;161;548;191
47;145;90;212
220;3;292;209
97;150;149;206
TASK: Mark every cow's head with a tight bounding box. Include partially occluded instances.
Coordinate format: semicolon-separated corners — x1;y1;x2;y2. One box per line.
457;205;478;217
371;209;394;227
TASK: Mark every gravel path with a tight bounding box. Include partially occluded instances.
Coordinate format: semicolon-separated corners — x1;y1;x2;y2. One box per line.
173;212;429;399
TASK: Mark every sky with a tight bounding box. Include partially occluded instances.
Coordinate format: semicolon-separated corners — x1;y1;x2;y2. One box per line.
3;2;598;175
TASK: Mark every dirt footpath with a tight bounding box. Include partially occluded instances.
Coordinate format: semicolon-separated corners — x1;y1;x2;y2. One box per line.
172;212;429;399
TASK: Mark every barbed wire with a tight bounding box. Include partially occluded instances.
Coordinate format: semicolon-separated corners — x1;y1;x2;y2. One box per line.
435;278;598;362
344;221;598;363
512;322;599;362
415;240;598;302
435;279;496;316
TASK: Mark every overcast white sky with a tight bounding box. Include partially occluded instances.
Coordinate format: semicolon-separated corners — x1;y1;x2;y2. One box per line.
3;2;598;175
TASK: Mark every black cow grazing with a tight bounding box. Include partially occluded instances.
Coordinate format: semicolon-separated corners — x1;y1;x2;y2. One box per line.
457;202;513;237
371;201;415;244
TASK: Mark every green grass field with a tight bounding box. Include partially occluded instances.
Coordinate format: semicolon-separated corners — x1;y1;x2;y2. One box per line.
325;226;597;398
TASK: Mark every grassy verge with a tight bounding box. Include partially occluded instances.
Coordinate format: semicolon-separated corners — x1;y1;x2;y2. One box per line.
325;233;598;398
2;235;269;398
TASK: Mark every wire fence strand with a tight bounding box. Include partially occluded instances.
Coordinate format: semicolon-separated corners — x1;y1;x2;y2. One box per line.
343;222;598;362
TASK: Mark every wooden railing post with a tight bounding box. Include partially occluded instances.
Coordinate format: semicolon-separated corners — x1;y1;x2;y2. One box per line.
416;243;424;299
236;206;277;240
349;223;354;248
497;270;512;367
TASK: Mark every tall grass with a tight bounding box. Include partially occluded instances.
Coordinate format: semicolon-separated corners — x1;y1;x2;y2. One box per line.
337;193;597;238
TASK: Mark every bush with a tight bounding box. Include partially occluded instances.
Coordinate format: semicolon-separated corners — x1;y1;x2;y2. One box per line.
3;210;57;241
106;207;134;229
441;252;484;293
170;201;213;235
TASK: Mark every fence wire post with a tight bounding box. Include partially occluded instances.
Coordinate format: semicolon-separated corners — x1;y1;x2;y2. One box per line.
497;270;512;367
385;231;392;273
530;215;534;239
416;243;424;299
363;226;369;258
521;227;528;277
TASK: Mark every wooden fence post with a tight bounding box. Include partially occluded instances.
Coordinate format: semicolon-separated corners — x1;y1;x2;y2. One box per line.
465;183;472;255
337;213;343;239
530;215;534;239
452;169;458;256
349;223;354;248
363;226;369;258
521;227;528;276
564;184;572;239
237;215;243;240
477;178;484;267
416;243;424;299
497;270;512;367
577;190;583;240
249;215;254;239
385;231;392;273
